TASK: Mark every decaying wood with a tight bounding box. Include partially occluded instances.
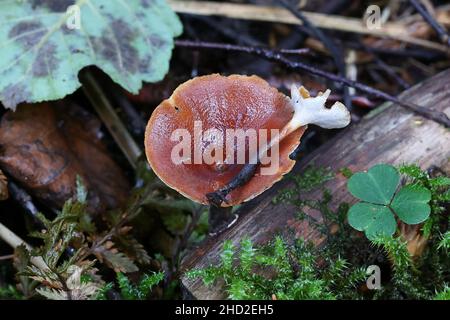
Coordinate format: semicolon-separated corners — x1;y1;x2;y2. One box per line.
180;69;450;299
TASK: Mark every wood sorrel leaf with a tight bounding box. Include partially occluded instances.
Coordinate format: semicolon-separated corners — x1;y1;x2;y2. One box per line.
391;184;431;224
0;0;182;109
348;202;396;240
347;164;399;205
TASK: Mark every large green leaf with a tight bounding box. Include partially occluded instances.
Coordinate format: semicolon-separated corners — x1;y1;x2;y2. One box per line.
0;0;182;109
347;164;399;205
347;202;396;240
391;184;431;224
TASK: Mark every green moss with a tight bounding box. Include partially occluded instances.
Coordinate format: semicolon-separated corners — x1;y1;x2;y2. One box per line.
189;164;449;300
186;237;366;300
272;166;333;205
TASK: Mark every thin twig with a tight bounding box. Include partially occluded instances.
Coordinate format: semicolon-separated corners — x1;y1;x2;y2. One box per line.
175;40;450;127
192;15;265;47
8;179;79;257
276;0;351;109
278;48;311;55
344;40;445;60
109;85;147;137
168;0;450;53
206;164;258;207
409;0;450;47
360;40;411;90
8;181;44;228
80;70;142;169
0;222;48;271
0;254;14;261
177;40;310;56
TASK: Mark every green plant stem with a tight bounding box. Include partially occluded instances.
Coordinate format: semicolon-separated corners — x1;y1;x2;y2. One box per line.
80;70;142;169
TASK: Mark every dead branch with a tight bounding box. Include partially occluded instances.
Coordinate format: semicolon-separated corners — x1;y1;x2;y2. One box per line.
80;70;142;169
409;0;450;46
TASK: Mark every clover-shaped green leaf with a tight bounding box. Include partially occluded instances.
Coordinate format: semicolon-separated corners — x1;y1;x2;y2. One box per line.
347;164;399;205
348;203;397;239
347;164;431;240
391;185;431;224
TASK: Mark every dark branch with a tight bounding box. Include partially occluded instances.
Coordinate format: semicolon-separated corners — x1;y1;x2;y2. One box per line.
176;40;450;128
176;40;310;57
360;39;411;90
206;163;258;207
409;0;450;47
110;87;146;137
276;0;352;110
8;181;43;228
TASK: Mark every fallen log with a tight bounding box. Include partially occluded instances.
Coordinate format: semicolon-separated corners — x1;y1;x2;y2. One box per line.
180;69;450;300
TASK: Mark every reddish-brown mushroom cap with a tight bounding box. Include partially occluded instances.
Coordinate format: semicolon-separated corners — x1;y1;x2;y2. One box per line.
145;74;306;206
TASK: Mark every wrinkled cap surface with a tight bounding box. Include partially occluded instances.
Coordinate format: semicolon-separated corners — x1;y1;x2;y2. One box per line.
145;74;306;206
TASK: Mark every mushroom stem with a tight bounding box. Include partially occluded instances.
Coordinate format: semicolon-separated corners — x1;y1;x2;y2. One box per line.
207;86;351;206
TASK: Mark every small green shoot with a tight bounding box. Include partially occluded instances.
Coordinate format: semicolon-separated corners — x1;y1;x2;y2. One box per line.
116;272;164;300
434;286;450;300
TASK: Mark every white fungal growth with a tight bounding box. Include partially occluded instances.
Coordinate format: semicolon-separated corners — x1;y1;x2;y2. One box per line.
287;84;351;131
249;85;351;168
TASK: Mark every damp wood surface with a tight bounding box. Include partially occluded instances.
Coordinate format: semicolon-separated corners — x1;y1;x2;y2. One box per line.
180;69;450;300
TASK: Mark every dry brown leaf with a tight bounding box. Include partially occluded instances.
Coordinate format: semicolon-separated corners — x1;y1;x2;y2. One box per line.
93;243;138;273
35;265;101;300
0;102;130;212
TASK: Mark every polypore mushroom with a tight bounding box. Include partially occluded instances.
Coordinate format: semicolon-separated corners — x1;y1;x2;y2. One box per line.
145;74;350;208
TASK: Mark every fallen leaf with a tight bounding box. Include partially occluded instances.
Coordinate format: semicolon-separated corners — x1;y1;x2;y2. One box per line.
0;102;130;211
36;265;100;300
